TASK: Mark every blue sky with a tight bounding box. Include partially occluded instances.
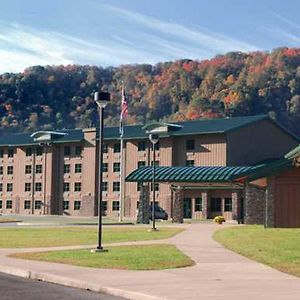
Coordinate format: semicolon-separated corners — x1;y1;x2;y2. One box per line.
0;0;300;73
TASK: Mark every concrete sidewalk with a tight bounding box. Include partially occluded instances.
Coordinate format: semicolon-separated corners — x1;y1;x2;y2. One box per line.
0;223;300;300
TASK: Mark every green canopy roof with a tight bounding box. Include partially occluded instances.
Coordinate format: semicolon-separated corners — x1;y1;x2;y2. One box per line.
125;165;262;183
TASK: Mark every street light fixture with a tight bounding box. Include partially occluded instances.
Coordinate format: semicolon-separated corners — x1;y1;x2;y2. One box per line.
92;91;110;252
149;133;159;231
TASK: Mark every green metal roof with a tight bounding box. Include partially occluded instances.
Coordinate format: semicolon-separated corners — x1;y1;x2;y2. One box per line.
0;129;84;146
103;114;269;140
125;165;262;183
285;144;300;159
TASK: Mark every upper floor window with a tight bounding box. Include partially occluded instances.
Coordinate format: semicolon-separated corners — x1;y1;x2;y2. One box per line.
75;146;82;156
64;164;70;174
186;139;195;151
25;165;32;174
7;183;13;192
114;143;121;153
113;162;120;172
74;182;81;192
63;182;70;192
25;182;31;192
7;166;13;175
36;147;43;156
103;144;108;153
36;165;42;174
8;149;14;158
151;160;159;166
113;182;120;192
102;182;108;192
138;141;146;151
0;183;2;192
35;182;42;192
112;201;120;211
64;146;71;156
0;166;3;175
74;200;81;210
102;163;108;173
186;160;194;167
138;161;146;168
26;148;32;156
75;163;82;173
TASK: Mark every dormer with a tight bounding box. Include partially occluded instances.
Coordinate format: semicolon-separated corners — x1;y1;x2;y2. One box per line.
30;131;68;142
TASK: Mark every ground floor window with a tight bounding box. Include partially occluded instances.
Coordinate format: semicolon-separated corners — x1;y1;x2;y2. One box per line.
0;200;2;209
224;198;232;212
102;201;107;212
24;200;31;210
210;197;221;212
6;200;12;209
112;201;119;211
63;200;69;210
195;198;202;211
35;200;42;210
74;201;81;210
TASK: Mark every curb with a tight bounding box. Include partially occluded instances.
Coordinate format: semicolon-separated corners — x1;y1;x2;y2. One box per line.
0;265;164;300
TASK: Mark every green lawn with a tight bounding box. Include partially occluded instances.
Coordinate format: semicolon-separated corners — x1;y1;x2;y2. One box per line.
214;225;300;277
0;226;184;248
11;244;194;270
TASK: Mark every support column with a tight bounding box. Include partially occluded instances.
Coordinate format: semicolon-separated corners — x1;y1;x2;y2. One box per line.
232;191;239;221
137;184;150;224
201;191;208;219
265;176;275;228
172;187;184;223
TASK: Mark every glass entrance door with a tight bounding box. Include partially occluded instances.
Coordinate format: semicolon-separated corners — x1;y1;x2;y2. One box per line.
183;198;192;218
209;197;222;218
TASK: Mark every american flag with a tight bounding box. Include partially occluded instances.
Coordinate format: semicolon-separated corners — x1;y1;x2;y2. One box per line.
119;86;128;137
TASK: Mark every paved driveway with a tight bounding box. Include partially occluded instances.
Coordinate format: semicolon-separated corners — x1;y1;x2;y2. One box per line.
0;223;299;300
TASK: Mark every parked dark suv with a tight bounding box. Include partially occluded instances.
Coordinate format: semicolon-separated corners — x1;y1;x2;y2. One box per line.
149;205;168;220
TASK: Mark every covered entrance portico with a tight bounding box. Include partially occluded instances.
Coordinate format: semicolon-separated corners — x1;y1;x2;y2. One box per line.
126;165;255;223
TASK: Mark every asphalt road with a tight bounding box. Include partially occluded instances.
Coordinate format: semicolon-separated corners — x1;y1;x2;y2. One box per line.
0;272;126;300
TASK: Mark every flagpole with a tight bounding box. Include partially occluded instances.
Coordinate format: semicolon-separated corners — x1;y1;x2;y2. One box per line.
119;131;124;222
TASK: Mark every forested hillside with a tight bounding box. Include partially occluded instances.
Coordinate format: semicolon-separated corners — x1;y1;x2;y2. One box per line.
0;47;300;136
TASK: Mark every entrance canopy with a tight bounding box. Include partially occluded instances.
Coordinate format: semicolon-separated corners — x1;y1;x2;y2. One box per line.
126;165;262;183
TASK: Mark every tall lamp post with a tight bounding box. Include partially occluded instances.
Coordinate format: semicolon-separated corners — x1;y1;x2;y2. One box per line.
92;91;110;252
149;133;159;231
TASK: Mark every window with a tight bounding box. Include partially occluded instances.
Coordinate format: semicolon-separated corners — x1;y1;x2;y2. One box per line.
36;147;43;156
113;182;120;192
0;200;2;209
113;143;120;153
64;164;70;174
210;197;221;212
75;163;82;173
195;198;202;211
35;200;42;210
63;201;69;210
75;146;82;156
151;183;159;191
102;201;107;211
24;200;31;210
25;165;32;174
103;144;108;153
137;182;142;191
138;161;146;168
25;183;31;192
26;148;32;156
6;200;12;209
138;141;146;151
0;183;2;192
35;165;42;174
35;182;42;192
224;198;232;212
112;201;120;211
113;162;120;172
7;166;13;175
74;182;81;192
64;146;71;156
7;183;13;192
102;163;108;172
154;141;160;151
186;160;194;167
74;201;81;210
151;160;159;166
0;149;3;158
8;149;14;158
102;182;108;192
0;166;3;175
63;182;70;192
186;139;195;151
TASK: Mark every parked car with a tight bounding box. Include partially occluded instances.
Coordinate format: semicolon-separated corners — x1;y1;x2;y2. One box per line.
149;205;168;220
